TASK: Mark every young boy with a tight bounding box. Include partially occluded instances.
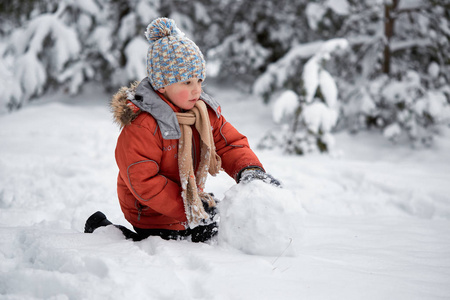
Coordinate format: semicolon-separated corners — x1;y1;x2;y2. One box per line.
84;18;279;242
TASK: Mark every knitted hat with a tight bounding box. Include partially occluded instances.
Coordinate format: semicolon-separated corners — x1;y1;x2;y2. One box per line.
145;18;206;90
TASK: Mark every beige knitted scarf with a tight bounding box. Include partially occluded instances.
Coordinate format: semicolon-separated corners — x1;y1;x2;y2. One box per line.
176;100;222;228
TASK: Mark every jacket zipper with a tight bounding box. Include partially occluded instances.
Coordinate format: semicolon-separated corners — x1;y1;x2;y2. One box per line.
135;200;146;221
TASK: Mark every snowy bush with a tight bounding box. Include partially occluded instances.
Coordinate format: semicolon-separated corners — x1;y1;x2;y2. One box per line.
252;41;323;103
258;39;348;155
254;0;449;149
335;0;450;146
1;5;81;110
366;71;449;146
0;0;161;112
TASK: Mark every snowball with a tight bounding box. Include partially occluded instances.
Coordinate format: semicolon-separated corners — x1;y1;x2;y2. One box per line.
219;181;303;256
272;90;299;123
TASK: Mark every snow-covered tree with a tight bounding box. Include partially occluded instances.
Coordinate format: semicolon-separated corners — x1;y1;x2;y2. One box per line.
336;0;450;146
1;1;82;111
254;0;449;150
258;39;348;154
0;0;161;112
205;0;311;87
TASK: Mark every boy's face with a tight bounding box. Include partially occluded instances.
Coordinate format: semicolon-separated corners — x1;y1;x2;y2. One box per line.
158;77;203;110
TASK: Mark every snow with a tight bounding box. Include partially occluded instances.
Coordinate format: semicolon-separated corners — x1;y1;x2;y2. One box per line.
303;56;320;103
124;37;148;80
252;40;324;98
326;0;350;16
219;181;302;256
306;0;350;24
428;62;440;78
1;82;450;299
16;51;47;99
118;13;137;43
398;0;426;10
306;3;327;31
319;69;338;108
302;101;338;134
272;90;298;123
136;0;159;25
25;14;81;72
302;38;348;104
0;57;22;113
383;122;402;140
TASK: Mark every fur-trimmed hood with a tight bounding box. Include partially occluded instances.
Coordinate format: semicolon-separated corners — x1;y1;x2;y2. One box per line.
111;81;141;128
110;78;222;139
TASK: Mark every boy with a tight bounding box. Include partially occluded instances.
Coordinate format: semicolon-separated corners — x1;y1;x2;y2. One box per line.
84;18;279;242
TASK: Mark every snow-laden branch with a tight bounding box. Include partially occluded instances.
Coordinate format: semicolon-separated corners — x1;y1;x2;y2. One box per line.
1;11;81;109
253;40;324;100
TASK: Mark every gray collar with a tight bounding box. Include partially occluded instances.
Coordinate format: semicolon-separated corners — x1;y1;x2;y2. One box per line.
131;78;221;140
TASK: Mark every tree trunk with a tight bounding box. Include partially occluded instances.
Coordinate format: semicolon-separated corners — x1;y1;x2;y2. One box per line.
383;0;400;74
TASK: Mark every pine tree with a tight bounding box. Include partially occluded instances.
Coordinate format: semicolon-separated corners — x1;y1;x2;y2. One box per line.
338;0;450;146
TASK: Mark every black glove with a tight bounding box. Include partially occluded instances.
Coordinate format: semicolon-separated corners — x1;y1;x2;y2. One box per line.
200;194;218;223
238;167;282;187
189;195;219;243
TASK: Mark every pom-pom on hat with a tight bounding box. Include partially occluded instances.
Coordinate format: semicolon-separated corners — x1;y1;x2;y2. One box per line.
145;18;206;90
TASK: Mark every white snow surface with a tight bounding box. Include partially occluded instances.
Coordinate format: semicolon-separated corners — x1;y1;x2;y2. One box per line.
1;82;450;299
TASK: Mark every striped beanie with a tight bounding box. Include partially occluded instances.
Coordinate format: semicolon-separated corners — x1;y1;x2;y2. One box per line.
145;18;206;90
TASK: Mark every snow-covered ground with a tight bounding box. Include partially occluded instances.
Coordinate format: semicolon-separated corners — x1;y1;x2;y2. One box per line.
1;82;449;300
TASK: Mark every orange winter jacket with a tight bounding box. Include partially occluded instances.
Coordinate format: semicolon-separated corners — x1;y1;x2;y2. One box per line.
111;79;263;230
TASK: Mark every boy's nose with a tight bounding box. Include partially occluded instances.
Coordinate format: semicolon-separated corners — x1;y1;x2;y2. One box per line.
192;82;202;95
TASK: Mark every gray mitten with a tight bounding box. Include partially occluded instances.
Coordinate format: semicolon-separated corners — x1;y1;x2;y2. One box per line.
238;167;282;187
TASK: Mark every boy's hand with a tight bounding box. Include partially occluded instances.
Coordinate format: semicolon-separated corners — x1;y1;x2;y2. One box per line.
199;194;218;225
238;168;282;187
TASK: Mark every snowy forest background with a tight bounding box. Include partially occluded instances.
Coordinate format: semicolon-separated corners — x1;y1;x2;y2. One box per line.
1;0;449;153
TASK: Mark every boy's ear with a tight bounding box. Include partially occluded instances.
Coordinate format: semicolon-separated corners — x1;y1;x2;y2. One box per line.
158;87;165;93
